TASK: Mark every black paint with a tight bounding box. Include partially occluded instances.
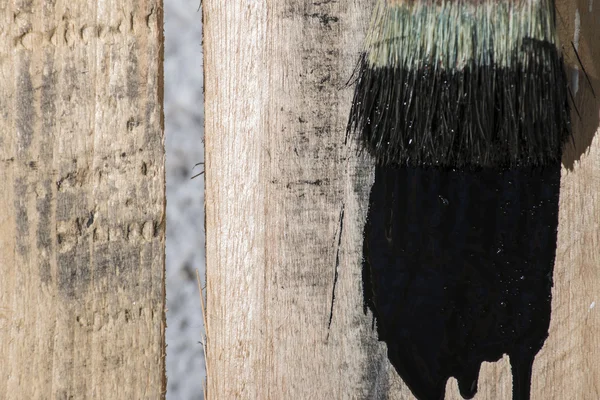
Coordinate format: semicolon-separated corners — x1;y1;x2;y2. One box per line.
362;164;561;400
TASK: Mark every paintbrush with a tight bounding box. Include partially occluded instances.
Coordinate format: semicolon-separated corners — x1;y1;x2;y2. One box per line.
348;0;571;399
349;0;570;168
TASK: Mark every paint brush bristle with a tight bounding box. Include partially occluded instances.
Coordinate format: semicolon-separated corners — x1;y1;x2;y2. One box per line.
348;0;571;167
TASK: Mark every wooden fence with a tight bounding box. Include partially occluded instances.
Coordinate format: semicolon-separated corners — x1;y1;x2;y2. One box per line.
1;0;599;399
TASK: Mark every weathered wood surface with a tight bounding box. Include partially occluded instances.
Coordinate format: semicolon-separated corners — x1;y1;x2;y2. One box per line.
0;1;166;399
204;1;600;398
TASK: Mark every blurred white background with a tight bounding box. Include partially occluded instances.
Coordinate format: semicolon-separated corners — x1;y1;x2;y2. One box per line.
164;0;206;398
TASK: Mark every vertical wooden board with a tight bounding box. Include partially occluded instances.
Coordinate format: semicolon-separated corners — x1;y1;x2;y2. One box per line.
204;1;600;399
531;1;600;399
0;0;166;399
204;1;411;397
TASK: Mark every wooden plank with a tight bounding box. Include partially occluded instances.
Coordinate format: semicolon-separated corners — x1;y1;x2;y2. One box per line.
535;1;600;399
0;1;166;399
204;0;600;398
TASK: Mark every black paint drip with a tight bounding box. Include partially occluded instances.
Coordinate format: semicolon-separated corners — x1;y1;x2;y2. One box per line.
362;164;561;400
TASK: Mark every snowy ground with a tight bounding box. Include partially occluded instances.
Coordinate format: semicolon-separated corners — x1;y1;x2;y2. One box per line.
164;0;206;399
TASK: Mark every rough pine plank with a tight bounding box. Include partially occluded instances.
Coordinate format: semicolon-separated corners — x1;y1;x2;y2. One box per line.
0;0;166;399
204;0;600;398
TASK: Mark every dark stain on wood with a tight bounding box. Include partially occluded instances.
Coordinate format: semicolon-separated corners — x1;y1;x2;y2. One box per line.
14;178;30;256
16;54;34;154
58;244;91;299
37;180;54;285
127;43;139;100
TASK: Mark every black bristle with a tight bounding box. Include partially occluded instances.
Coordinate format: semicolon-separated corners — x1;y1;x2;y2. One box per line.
348;47;571;167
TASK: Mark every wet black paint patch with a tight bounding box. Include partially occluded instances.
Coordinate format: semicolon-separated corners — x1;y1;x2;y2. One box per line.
362;163;561;400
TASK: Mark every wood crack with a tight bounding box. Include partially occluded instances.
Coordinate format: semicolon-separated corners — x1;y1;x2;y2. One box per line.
326;202;345;340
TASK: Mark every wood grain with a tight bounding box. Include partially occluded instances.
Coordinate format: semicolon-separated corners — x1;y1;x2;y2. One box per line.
0;1;166;398
204;0;600;398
